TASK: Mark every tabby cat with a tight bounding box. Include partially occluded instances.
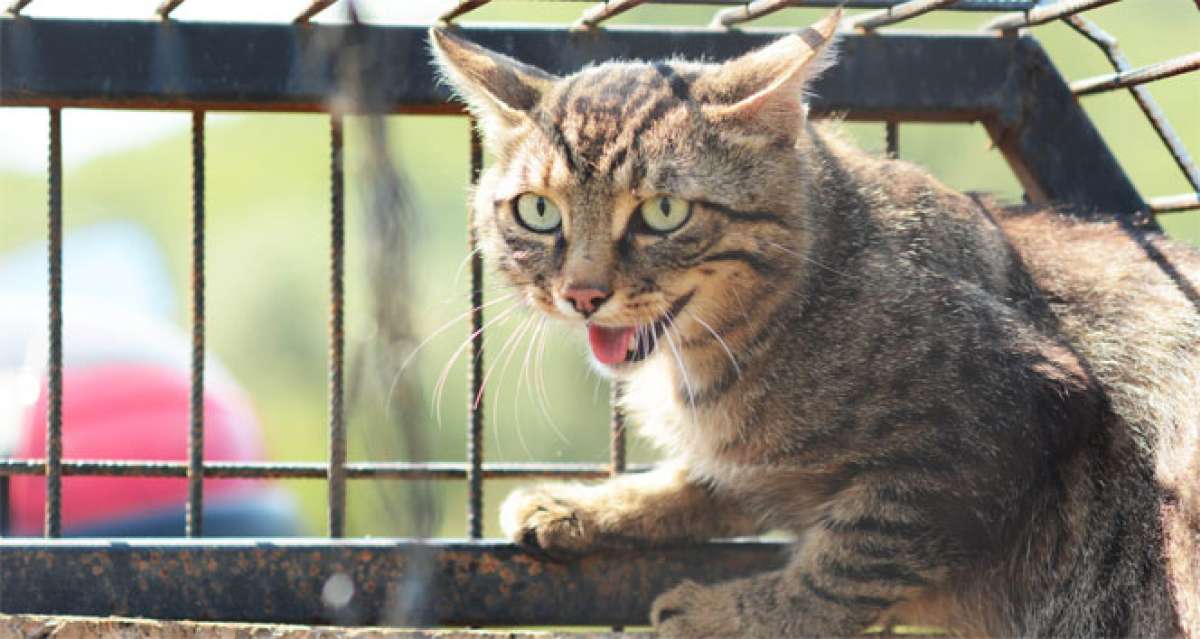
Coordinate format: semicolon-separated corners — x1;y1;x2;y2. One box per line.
430;10;1200;637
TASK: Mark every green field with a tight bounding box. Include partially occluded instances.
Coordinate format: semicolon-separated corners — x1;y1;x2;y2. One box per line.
1;1;1196;538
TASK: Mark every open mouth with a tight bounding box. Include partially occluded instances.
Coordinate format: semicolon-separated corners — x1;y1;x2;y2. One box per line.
585;291;695;366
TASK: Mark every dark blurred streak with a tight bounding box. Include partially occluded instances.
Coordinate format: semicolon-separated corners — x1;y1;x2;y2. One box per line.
320;0;440;625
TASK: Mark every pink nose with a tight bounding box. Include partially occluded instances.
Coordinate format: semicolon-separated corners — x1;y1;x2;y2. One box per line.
561;285;611;316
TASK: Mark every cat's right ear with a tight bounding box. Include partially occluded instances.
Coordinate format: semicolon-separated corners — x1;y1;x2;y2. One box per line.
429;28;558;136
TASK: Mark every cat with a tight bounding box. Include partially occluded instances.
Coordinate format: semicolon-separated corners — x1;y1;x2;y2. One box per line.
430;9;1200;637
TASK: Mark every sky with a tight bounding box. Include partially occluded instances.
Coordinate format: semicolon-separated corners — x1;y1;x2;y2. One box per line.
0;0;442;173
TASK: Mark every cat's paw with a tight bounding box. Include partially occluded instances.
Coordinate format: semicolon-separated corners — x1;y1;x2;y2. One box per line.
500;486;597;559
652;580;742;638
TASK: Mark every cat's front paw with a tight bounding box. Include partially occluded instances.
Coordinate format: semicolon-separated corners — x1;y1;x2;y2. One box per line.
500;486;597;559
651;580;742;638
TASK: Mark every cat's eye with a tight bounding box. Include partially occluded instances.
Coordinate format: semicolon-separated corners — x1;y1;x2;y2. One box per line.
513;193;562;233
638;196;691;234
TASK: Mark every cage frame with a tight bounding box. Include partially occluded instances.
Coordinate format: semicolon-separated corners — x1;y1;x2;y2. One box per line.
1;0;1197;628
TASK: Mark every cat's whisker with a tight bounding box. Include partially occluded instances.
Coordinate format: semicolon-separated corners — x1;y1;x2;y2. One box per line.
684;307;742;378
452;245;485;289
661;316;698;427
384;291;518;417
512;316;545;459
432;301;521;427
761;239;857;280
533;319;571;445
487;313;539;459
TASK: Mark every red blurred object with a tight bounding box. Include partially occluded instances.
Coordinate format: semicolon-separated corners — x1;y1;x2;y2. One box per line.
10;363;263;535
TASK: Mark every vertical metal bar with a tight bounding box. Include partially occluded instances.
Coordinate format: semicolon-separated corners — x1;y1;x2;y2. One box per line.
0;476;9;536
186;110;206;537
328;113;347;538
886;121;899;159
466;122;485;540
45;107;63;539
609;383;626;475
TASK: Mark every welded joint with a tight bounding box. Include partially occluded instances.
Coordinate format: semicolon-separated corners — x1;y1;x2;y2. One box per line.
4;0;32;16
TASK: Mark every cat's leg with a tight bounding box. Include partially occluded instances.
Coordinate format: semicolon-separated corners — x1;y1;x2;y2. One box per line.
500;463;760;558
651;519;949;637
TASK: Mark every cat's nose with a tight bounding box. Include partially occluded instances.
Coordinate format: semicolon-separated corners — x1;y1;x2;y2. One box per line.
561;284;612;317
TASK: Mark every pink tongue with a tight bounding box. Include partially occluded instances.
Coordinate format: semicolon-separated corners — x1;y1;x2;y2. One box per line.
587;325;636;365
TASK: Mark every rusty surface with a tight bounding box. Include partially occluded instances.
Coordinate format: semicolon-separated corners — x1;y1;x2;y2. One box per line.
1071;51;1200;96
0;539;788;626
0;614;644;637
328;114;347;539
985;0;1120;30
187;110;206;538
438;0;494;23
849;0;961;30
44;106;62;540
573;0;651;31
156;0;188;19
0;459;652;479
467;124;485;540
295;0;339;24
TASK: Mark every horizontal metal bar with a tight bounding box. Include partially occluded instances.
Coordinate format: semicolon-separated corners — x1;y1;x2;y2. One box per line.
0;21;1146;215
1071;51;1200;96
0;459;649;479
985;0;1120;30
1150;193;1200;213
850;0;961;30
0;20;1013;119
0;538;789;626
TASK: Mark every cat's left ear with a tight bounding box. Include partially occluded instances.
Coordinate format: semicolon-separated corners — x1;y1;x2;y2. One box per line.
699;9;842;141
429;27;558;138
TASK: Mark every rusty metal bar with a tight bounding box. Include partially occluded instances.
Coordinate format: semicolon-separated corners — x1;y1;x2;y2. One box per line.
850;0;960;30
1150;193;1200;213
1064;16;1198;196
0;459;652;479
5;0;33;16
156;0;188;19
439;0;494;23
0;539;789;626
610;383;627;474
985;0;1120;30
467;123;485;540
886;121;899;158
295;0;338;24
574;0;651;30
328;114;347;538
710;0;793;28
1071;51;1200;96
187;110;206;538
45;106;63;540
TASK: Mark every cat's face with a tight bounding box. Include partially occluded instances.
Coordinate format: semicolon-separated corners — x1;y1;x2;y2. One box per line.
431;13;839;374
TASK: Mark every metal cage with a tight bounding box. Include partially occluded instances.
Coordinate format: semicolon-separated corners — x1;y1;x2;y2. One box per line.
0;0;1197;629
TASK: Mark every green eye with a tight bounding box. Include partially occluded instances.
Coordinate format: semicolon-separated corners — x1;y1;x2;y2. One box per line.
514;193;562;233
638;196;691;233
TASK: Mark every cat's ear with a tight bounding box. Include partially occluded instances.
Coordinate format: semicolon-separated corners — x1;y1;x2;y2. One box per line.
698;9;842;141
429;27;558;135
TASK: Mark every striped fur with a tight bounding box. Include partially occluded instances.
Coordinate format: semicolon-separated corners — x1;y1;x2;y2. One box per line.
431;10;1200;637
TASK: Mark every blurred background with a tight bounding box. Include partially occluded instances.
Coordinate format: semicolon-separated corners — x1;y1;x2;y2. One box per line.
0;0;1197;539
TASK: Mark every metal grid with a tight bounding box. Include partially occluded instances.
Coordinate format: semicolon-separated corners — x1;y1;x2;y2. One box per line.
0;0;1197;627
